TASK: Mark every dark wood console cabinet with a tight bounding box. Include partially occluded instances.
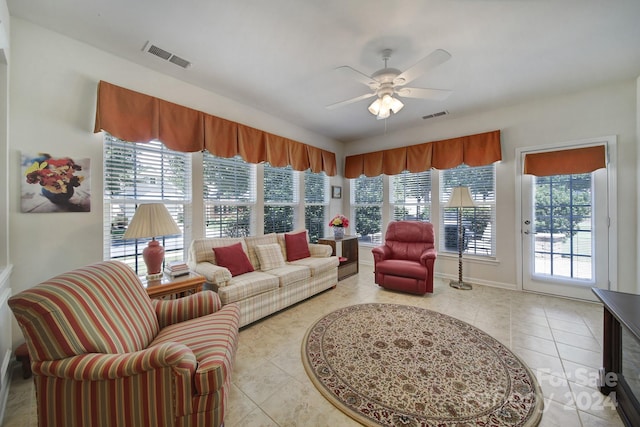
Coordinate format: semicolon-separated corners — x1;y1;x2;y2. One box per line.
592;288;640;427
318;235;358;280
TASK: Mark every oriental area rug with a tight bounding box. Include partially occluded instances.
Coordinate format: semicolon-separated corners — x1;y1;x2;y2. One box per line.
302;303;543;426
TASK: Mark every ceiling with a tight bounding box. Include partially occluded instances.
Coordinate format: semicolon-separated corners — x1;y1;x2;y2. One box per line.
7;0;640;143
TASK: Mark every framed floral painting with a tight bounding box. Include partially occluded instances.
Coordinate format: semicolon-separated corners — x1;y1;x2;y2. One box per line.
21;152;91;213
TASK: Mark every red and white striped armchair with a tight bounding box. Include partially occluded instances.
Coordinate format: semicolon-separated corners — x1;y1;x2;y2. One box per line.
9;260;240;427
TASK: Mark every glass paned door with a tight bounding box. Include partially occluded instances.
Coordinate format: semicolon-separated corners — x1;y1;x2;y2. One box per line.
521;151;610;301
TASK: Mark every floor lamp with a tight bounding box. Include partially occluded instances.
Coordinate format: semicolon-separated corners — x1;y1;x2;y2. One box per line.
447;186;476;290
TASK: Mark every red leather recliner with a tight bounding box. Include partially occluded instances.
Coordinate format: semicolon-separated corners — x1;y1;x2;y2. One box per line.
372;221;437;295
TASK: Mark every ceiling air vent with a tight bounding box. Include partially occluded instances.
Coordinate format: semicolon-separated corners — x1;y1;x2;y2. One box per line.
422;110;449;120
142;41;192;69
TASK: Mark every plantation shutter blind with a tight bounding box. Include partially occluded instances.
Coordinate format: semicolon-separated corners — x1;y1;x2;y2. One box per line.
440;165;495;256
264;165;299;234
523;145;606;176
202;154;256;238
103;134;191;272
391;171;432;221
304;170;329;242
352;175;384;243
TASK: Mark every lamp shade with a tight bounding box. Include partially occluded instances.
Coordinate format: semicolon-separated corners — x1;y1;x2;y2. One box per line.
446;186;475;208
368;95;404;119
123;203;181;239
368;98;381;115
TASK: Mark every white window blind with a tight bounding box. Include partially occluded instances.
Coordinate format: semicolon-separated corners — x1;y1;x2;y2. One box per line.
351;175;383;244
264;164;299;234
103;134;191;275
202;153;256;238
440;164;495;256
391;170;432;221
304;170;329;242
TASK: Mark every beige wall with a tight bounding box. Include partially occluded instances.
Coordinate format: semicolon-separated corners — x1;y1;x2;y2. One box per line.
0;0;10;419
637;75;640;293
348;79;638;293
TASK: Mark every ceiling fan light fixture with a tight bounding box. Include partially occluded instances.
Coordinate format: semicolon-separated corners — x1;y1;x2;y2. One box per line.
368;98;382;115
381;94;393;109
377;108;391;120
390;96;404;113
369;94;403;119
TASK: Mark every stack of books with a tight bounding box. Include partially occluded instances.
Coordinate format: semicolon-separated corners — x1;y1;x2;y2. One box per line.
165;261;190;277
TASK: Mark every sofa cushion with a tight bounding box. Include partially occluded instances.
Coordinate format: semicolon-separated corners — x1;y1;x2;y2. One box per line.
284;231;311;261
217;271;280;304
213;243;254;277
245;233;279;269
265;264;311;287
289;256;340;276
376;259;426;279
255;243;286;271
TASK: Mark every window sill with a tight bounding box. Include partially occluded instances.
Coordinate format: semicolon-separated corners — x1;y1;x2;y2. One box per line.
438;251;500;265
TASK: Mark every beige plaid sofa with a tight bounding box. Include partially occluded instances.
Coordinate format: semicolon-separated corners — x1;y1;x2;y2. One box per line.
188;232;339;327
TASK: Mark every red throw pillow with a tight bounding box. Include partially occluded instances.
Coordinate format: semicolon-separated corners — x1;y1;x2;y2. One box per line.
213;243;254;277
285;231;311;262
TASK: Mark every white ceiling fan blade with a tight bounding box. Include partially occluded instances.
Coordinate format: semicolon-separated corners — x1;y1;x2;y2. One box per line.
335;66;378;89
325;92;376;110
393;49;452;86
396;87;452;101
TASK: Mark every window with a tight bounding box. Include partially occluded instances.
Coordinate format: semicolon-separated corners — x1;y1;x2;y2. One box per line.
203;154;256;238
264;164;299;233
304;170;329;242
351;175;383;244
391;170;431;221
440;165;495;256
103;134;191;275
533;173;593;279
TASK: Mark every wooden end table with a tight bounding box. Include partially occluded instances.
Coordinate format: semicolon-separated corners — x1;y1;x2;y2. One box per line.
318;235;359;280
141;272;206;299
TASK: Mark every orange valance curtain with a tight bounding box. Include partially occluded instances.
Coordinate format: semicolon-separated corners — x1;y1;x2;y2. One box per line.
523;145;606;177
344;130;501;178
94;81;337;175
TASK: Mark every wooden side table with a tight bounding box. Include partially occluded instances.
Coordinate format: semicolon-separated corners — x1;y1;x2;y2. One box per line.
141;272;206;299
592;288;640;427
318;235;359;280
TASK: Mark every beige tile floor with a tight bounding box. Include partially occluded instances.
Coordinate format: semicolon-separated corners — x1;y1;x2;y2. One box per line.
3;264;624;427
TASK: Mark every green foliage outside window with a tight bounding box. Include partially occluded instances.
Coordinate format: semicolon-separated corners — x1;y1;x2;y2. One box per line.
534;174;591;237
353;175;383;241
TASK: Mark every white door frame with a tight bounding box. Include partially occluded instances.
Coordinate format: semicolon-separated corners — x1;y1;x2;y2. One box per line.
515;136;618;297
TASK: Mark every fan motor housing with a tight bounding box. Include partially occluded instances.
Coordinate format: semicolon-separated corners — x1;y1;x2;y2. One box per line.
371;67;401;83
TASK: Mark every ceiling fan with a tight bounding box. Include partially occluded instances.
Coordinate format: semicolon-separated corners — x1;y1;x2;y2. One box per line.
326;48;452;120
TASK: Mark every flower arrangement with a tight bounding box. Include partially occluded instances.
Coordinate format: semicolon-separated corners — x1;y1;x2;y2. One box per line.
25;155;84;194
329;214;349;228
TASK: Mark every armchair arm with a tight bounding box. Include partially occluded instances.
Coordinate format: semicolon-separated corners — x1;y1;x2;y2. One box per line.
152;290;222;328
309;243;332;257
420;248;437;266
372;245;392;263
33;342;196;381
